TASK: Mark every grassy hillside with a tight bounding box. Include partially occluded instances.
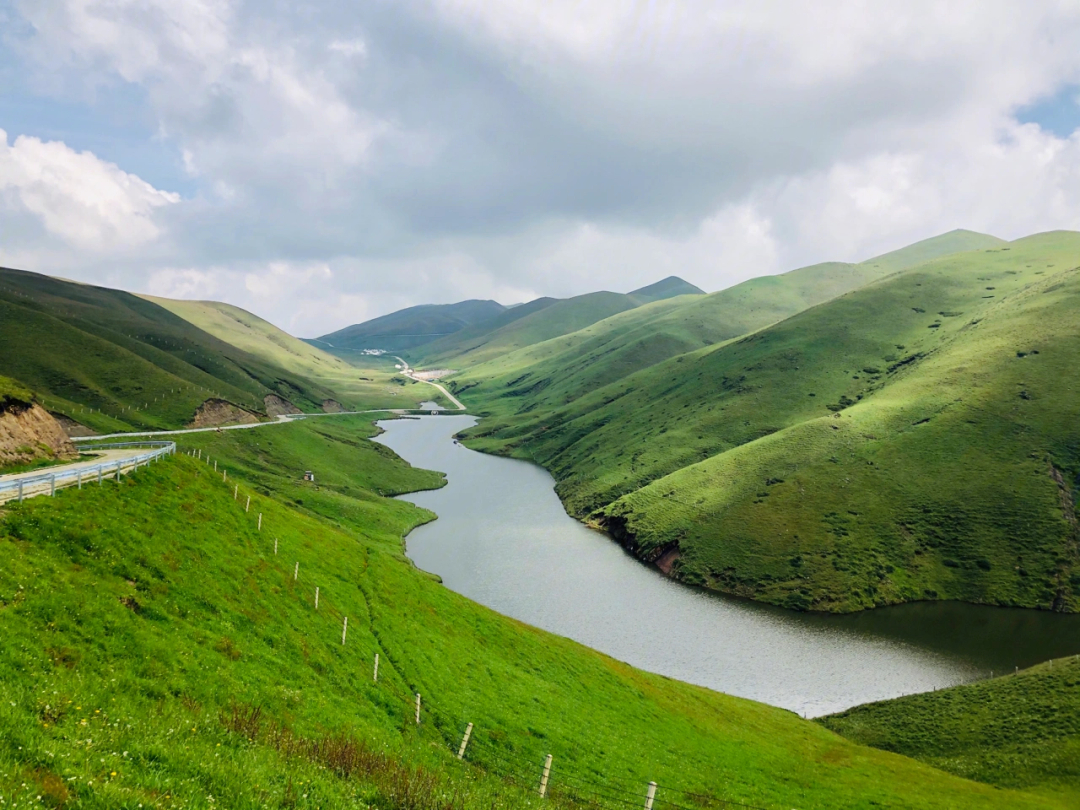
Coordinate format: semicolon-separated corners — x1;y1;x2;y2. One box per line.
0;414;1064;809
457;232;1080;612
820;656;1080;804
0;267;343;433
447;230;1006;437
627;275;706;303
414;291;647;368
318;299;507;352
142;296;438;411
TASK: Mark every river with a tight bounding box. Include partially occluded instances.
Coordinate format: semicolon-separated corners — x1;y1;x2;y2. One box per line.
375;412;1080;717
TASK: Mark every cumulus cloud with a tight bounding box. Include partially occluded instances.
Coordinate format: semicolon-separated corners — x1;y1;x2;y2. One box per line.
0;128;177;254
3;0;1080;335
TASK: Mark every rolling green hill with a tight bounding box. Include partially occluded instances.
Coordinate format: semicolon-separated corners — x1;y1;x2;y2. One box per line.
820;656;1080;804
626;275;705;303
141;296;436;411
317;299;508;353
447;229;1006;436
0;414;1064;809
411;276;707;369
456;231;1080;613
0;266;346;433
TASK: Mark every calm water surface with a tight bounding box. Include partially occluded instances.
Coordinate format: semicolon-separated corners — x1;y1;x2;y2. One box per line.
375;413;1080;716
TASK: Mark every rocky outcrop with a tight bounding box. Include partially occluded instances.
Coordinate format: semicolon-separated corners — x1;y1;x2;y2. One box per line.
0;399;77;469
264;394;302;417
322;399;345;413
187;399;262;429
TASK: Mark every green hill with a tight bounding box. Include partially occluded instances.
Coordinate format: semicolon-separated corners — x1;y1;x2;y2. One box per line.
0;266;344;433
414;291;648;367
412;276;708;369
0;414;1063;809
820;656;1080;804
317;299;508;353
627;275;706;303
456;231;1080;613
141;296;433;411
447;230;1006;434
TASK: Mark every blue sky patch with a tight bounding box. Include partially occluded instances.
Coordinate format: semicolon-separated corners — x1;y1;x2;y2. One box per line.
1015;83;1080;137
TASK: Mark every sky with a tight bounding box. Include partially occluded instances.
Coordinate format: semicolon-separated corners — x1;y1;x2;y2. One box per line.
1;2;1080;338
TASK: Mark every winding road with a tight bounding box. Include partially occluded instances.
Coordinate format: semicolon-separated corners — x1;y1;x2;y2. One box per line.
393;357;466;410
1;359;466;502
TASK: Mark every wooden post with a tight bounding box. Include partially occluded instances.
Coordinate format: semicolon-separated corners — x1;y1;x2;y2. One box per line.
373;653;379;683
644;782;657;810
415;693;421;725
457;723;473;759
294;562;299;581
539;754;553;798
246;495;250;513
315;586;320;609
342;616;348;644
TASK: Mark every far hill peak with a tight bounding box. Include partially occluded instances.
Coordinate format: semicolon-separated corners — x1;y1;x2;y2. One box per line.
629;276;706;303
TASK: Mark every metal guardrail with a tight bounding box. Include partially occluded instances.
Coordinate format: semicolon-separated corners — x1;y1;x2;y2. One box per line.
0;441;176;503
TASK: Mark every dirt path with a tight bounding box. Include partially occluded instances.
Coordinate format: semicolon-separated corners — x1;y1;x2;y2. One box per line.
393;357;466;410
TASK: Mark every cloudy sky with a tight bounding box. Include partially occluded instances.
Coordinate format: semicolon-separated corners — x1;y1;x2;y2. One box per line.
2;1;1080;337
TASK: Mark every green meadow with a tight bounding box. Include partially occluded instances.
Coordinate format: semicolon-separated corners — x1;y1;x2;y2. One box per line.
0;415;1061;809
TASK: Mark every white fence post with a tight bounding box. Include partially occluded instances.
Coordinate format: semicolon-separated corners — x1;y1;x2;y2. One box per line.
457;723;473;759
274;538;278;555
294;562;299;581
246;495;250;513
315;586;319;609
374;653;379;683
644;782;657;810
258;513;262;531
415;693;421;725
234;485;238;500
539;754;553;798
342;616;348;644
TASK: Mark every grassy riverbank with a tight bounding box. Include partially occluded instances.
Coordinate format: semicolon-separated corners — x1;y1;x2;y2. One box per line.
820;656;1080;804
0;414;1063;808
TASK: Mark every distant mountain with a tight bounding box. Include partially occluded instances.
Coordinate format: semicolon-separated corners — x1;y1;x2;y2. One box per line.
315;299;507;352
629;276;705;303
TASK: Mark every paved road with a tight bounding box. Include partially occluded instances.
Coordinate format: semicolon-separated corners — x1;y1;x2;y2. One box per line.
393;357;466;410
0;447;162;503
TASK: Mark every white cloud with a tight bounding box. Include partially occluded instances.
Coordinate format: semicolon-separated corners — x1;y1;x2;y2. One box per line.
0;128;178;252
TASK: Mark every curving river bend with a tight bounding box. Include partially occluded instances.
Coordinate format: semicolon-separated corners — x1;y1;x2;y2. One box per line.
375;413;1080;717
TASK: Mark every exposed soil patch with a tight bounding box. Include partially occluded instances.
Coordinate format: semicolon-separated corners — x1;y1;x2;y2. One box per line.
264;394;301;417
187;398;262;429
0;401;77;468
322;399;345;413
52;413;99;438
